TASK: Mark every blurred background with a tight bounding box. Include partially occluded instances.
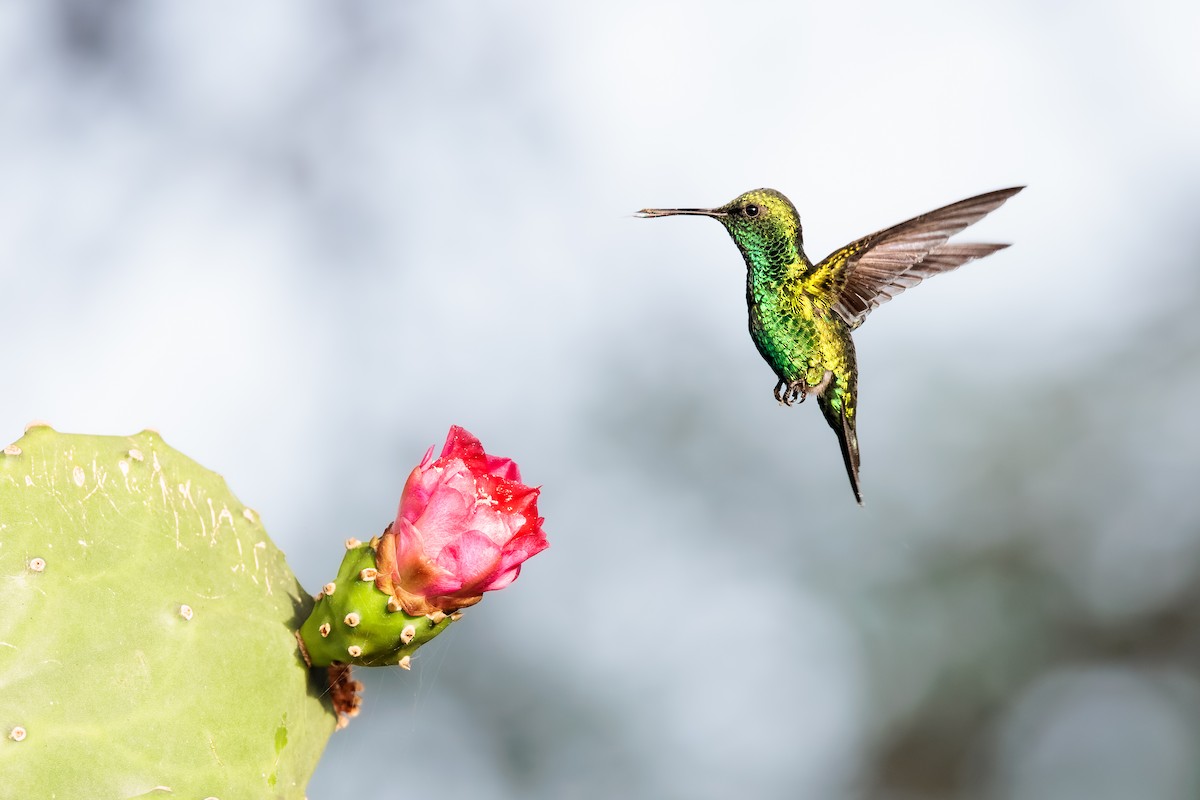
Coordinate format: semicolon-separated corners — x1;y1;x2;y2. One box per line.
3;1;1200;797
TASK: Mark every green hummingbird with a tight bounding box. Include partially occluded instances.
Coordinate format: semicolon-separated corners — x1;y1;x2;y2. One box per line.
637;186;1023;505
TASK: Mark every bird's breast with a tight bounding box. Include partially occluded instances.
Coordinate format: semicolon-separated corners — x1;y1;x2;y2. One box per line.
747;289;823;381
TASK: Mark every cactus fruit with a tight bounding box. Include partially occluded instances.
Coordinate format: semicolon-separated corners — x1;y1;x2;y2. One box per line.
296;536;457;670
0;426;335;798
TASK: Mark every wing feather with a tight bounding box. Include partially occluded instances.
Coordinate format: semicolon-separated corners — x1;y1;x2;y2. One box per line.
818;187;1023;328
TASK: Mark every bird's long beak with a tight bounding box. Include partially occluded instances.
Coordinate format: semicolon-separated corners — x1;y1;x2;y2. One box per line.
634;207;727;219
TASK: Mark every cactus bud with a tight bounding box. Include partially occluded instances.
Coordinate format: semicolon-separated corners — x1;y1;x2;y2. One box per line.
295;425;548;731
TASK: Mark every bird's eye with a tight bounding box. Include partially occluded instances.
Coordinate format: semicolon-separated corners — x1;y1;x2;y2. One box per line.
744;204;760;218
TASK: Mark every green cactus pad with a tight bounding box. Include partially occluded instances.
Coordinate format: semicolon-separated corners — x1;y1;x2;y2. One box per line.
298;540;455;668
0;426;335;798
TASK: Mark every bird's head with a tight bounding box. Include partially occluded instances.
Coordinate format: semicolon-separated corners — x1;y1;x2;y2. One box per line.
637;188;803;268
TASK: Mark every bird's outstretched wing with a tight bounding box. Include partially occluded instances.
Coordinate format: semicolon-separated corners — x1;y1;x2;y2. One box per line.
812;187;1023;329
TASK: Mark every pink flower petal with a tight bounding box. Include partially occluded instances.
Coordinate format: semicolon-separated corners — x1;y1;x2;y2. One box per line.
485;455;522;482
410;466;477;553
480;563;522;593
431;529;503;592
393;518;426;567
418;445;435;470
385;425;547;612
439;426;487;472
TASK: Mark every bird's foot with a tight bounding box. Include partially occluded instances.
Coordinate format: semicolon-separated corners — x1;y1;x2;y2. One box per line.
776;378;809;407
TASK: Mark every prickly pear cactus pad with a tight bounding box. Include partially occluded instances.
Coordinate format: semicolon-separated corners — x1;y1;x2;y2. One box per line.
0;426;335;799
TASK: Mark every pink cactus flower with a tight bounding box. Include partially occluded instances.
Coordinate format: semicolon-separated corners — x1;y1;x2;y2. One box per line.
376;426;547;615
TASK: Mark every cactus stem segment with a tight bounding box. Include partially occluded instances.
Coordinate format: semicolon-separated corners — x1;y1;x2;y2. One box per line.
24;420;51;432
323;582;337;596
5;428;336;790
241;508;258;523
3;444;21;456
297;537;460;676
397;656;412;670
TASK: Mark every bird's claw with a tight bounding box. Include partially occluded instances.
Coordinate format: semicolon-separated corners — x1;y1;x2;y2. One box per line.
774;378;809;407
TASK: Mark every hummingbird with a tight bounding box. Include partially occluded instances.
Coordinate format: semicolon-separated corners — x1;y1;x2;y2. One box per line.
636;186;1023;505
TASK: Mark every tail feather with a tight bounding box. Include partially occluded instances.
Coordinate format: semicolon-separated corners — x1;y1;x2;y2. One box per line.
820;395;862;505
